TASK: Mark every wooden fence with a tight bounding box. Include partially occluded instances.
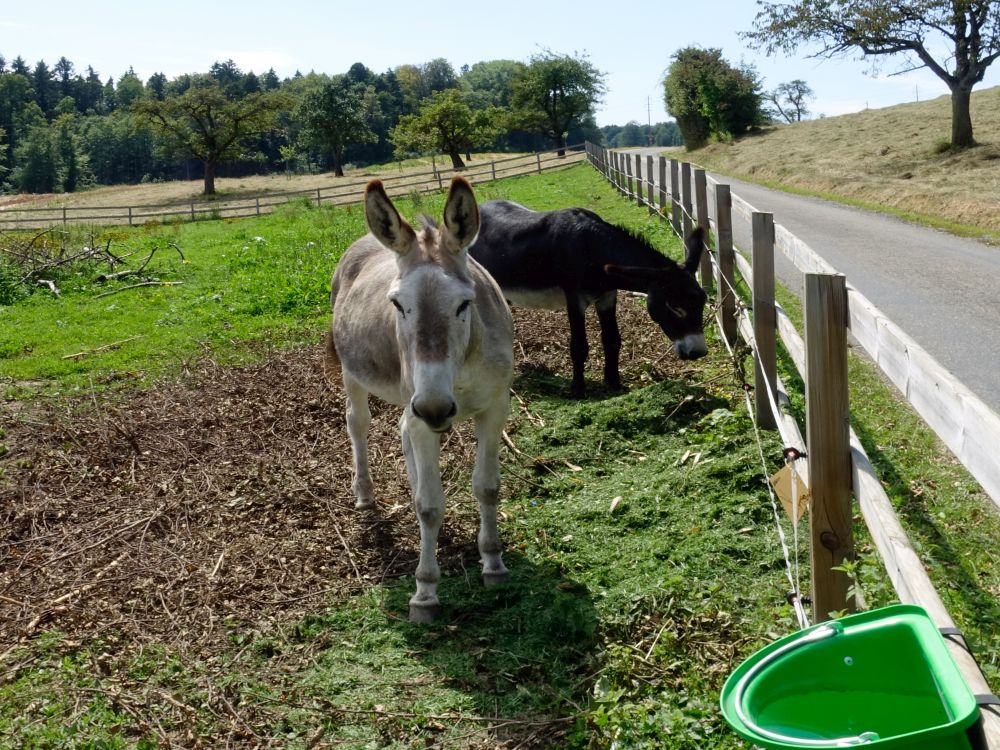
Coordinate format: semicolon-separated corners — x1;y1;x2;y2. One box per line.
586;142;1000;746
0;146;587;230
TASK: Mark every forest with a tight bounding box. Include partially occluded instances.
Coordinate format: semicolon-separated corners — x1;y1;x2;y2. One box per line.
0;52;682;195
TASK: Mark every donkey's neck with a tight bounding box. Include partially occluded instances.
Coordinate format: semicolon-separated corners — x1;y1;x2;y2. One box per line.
593;222;676;293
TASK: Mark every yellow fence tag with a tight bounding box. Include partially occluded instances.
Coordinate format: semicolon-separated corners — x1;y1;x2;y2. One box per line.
770;463;810;525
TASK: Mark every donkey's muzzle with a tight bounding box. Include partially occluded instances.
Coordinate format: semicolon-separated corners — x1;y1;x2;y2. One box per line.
410;395;458;432
674;334;708;361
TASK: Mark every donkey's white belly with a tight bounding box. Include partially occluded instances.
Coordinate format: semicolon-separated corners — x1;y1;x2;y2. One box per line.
503;287;568;311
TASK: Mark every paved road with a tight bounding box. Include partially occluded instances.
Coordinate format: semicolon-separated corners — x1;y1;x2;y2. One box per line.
626;148;1000;414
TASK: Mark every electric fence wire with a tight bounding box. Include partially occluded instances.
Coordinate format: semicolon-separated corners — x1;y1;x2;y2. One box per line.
706;231;811;630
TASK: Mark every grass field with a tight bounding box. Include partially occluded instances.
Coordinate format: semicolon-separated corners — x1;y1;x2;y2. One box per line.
1;163;999;748
690;84;1000;240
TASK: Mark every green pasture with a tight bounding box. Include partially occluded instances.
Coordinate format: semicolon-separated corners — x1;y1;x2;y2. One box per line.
1;164;998;748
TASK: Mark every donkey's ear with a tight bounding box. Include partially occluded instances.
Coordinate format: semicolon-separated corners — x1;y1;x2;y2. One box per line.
603;263;670;288
682;226;705;275
441;176;480;254
365;179;416;254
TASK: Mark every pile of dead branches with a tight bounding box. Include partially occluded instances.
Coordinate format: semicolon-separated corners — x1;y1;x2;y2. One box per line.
0;228;185;299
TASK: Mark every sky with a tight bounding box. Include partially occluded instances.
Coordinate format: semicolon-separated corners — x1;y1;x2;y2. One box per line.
2;0;998;127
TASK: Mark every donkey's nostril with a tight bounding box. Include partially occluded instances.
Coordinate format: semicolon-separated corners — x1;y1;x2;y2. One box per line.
410;396;457;430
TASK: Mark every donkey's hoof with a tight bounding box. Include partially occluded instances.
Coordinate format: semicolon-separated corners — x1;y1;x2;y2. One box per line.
354;497;376;511
408;600;441;623
483;570;510;588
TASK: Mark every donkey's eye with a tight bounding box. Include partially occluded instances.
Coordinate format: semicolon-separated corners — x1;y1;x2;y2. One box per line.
456;300;470;317
666;303;687;319
391;299;405;315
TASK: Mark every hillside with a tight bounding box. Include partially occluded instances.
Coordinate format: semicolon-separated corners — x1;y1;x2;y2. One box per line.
690;85;1000;236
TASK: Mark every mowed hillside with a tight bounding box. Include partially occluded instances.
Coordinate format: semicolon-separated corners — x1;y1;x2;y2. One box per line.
690;85;1000;235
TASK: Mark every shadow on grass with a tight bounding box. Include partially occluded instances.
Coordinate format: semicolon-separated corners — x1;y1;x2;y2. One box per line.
382;551;597;742
851;418;1000;639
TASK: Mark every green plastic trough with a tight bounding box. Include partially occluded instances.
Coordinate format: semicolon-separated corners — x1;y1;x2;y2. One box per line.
720;605;985;749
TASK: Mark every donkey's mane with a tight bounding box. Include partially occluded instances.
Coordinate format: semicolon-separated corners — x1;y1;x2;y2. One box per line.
418;215;438;245
601;220;671;267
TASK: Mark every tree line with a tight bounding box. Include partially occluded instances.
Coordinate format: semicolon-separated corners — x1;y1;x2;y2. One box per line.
0;52;607;195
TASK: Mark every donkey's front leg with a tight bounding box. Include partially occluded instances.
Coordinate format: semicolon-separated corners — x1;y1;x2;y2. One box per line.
405;414;446;622
473;403;509;587
565;294;590;399
343;377;375;510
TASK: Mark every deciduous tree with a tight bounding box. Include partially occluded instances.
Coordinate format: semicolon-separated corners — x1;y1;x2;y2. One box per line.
296;75;379;176
390;89;502;169
766;79;815;122
664;47;765;149
133;79;291;194
510;51;605;155
743;1;1000;147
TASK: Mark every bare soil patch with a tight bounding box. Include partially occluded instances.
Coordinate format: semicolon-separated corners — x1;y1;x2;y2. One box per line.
0;299;688;744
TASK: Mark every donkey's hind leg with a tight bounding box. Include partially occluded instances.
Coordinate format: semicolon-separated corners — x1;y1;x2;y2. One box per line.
343;375;375;510
595;290;623;392
473;402;509;587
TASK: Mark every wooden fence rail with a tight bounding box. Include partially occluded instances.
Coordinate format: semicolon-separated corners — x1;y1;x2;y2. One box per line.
0;146;586;231
586;142;1000;747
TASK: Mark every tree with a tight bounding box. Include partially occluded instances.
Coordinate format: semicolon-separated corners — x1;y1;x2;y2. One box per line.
133;79;291;194
13;123;57;193
459;59;523;110
390;89;502;169
32;60;56;118
296;75;378;176
146;72;168;101
744;1;1000;148
510;50;605;155
664;47;765;149
116;68;145;109
766;79;815;122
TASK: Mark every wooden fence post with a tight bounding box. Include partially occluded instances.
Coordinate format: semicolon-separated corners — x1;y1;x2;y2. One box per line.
715;184;737;346
256;197;261;216
625;155;634;201
536;152;542;174
646;155;655;214
805;272;854;621
670;159;681;236
316;188;322;207
658;157;667;216
491;160;496;181
694;168;712;290
634;154;642;205
680;162;692;239
751;212;777;430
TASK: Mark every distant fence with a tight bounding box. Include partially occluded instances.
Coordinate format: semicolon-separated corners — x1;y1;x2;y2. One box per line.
586;142;1000;747
0;146;587;230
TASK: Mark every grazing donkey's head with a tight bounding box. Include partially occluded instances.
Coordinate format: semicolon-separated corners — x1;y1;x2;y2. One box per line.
604;227;708;361
364;177;481;432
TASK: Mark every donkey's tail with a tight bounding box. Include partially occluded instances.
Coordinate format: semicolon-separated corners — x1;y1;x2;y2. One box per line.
322;329;341;380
